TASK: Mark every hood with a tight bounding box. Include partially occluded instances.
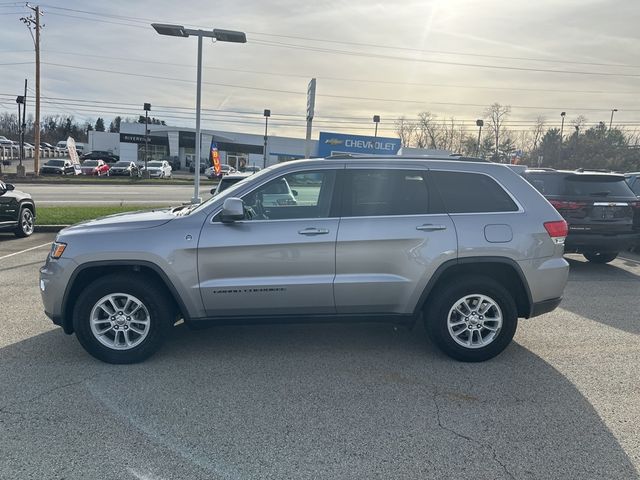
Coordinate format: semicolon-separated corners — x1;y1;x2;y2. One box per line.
61;209;175;233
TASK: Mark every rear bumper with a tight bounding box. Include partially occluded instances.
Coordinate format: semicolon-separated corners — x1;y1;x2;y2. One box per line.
529;297;562;318
565;232;640;252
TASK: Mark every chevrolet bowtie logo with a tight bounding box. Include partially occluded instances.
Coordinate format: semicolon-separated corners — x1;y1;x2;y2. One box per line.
325;138;343;145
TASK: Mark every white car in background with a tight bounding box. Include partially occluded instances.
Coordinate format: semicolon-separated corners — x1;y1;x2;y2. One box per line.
144;160;172;178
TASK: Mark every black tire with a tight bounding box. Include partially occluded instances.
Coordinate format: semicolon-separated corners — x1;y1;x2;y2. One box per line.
14;206;34;238
583;252;618;264
72;273;172;364
424;275;518;362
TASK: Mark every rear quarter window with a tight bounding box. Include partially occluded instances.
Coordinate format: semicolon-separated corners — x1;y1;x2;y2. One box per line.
430;171;519;213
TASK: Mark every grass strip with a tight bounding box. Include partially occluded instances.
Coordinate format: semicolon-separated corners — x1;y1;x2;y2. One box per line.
36;205;171;225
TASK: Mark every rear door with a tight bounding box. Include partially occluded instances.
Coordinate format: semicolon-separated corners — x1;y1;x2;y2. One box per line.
334;167;457;315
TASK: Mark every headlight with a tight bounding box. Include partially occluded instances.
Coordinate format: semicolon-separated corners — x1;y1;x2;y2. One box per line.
50;241;67;259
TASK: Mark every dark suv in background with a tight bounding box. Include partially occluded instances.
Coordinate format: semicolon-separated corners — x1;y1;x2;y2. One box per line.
523;169;640;263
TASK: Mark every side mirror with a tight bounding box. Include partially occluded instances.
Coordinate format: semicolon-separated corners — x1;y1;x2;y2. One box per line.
210;188;216;195
6;183;15;191
291;189;299;197
220;197;244;223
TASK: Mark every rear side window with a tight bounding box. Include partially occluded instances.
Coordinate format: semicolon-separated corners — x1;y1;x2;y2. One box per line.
344;169;430;216
430;171;519;213
630;179;640;196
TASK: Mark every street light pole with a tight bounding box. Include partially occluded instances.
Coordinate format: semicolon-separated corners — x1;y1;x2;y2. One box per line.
152;23;246;204
609;108;618;130
373;115;380;138
560;112;566;144
144;103;151;177
475;119;483;156
263;109;270;169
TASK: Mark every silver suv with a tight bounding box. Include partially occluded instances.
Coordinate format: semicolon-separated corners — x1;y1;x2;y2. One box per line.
40;157;569;364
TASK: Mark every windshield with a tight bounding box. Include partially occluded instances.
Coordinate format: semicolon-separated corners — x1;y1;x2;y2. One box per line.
83;160;98;166
113;161;130;167
147;162;162;167
47;160;65;166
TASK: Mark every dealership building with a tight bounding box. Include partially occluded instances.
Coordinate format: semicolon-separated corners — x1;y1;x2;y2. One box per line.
88;122;408;170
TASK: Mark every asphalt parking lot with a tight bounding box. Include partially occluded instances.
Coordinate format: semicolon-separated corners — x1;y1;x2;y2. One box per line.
1;232;639;479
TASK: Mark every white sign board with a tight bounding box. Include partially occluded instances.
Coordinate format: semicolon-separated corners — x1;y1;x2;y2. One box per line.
66;136;82;175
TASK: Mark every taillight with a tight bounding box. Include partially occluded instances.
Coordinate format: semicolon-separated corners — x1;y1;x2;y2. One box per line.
549;200;588;210
630;201;640;209
544;220;568;245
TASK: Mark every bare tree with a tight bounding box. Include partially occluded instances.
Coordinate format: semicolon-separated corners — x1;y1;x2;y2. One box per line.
416;111;440;148
394;116;415;147
484;103;511;161
531;116;546;151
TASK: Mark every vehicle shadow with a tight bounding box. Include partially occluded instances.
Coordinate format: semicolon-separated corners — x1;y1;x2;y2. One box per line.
561;256;640;335
1;323;637;480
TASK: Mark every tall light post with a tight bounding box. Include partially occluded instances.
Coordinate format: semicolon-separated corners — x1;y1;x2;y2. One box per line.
16;96;24;167
373;115;380;138
263;109;270;169
152;23;246;204
560;112;566;144
143;102;151;177
476;119;484;156
609;108;618;130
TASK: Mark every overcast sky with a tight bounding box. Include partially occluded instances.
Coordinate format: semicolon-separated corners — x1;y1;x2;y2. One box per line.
1;0;639;140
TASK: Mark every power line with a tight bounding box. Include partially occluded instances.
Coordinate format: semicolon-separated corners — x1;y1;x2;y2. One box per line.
26;63;640;113
38;4;640;70
2;49;628;96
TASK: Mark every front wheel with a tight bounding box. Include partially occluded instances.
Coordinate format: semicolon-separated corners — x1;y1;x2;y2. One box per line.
424;275;518;362
14;206;34;237
583;252;618;264
72;274;173;364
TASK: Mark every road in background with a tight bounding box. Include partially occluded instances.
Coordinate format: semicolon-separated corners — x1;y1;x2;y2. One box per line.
1;237;639;479
17;183;202;206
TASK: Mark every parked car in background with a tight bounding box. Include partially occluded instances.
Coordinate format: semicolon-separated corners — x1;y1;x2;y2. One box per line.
625;172;640;197
210;172;252;196
189;160;209;174
40;142;57;155
80;159;110;176
0;181;35;237
523;168;640;263
240;165;262;173
204;163;235;179
108;161;141;177
40;159;76;175
56;140;68;154
144;160;172;178
81;151;119;164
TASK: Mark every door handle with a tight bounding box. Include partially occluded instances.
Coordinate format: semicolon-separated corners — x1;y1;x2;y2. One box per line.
298;227;330;236
416;224;447;232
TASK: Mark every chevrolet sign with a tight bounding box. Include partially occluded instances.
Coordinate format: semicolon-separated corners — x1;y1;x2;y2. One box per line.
318;132;401;157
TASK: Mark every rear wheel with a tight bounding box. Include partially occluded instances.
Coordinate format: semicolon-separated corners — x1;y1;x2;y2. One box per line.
425;275;518;362
583;252;618;263
14;206;34;237
72;274;172;364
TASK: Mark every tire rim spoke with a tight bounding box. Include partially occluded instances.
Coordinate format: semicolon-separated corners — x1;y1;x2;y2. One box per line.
89;293;151;351
447;294;503;350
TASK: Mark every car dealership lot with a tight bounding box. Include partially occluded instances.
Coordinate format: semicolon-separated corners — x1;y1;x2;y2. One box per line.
1;233;639;479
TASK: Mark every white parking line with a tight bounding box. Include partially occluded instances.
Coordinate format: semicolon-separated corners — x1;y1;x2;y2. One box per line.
619;255;640;266
0;242;51;261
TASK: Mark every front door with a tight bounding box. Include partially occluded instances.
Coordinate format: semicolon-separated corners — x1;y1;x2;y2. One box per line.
197;168;340;317
0;183;18;227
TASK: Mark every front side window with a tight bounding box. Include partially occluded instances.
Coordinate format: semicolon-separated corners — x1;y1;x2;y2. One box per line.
240;170;336;221
343;169;430;217
430;171;519;213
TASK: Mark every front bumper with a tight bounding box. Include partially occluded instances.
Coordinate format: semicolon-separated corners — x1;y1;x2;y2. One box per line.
529;297;562;318
565;231;640;253
39;256;78;334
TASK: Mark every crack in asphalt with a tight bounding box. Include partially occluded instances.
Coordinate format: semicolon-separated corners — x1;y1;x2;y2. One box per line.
0;373;101;415
432;385;516;480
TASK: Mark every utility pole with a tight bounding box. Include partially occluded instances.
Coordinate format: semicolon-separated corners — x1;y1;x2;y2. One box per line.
21;5;42;176
609;108;618;130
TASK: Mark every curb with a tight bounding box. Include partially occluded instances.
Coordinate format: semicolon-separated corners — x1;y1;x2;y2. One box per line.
35;225;69;233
